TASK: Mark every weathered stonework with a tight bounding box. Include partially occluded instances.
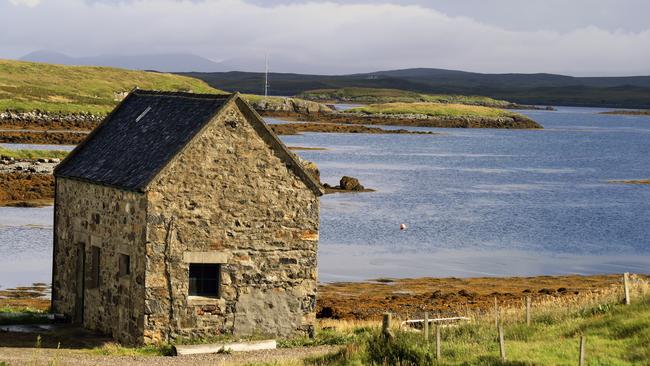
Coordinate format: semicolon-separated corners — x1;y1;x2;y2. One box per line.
52;178;147;345
143;104;319;343
52;92;321;345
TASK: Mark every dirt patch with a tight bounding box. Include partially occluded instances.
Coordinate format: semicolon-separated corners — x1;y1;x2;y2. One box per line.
0;131;87;145
0;172;54;207
316;274;644;320
269;123;432;135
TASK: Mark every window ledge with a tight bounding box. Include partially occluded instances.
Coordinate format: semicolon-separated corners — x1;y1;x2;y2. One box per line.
188;296;223;306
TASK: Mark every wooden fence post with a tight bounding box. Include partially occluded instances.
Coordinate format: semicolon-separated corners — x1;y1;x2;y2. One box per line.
423;312;429;343
435;324;441;360
579;336;586;366
494;297;499;328
623;272;631;305
382;313;393;340
498;325;506;361
526;296;531;325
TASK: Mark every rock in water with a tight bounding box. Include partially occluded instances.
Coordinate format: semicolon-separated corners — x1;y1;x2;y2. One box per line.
340;176;364;191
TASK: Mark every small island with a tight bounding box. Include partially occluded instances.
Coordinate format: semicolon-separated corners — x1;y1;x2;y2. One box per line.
290;102;543;129
599;110;650;116
298;87;555;111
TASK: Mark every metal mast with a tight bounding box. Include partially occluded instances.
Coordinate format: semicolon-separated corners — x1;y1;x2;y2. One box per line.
264;54;269;98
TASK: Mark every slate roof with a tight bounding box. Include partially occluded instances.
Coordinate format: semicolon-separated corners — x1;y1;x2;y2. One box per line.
54;90;323;196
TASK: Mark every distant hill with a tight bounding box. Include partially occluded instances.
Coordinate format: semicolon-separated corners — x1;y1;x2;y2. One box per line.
180;68;650;108
21;50;227;73
0;59;222;115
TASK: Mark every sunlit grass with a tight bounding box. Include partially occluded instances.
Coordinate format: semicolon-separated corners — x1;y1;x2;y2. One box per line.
0;59;222;115
0;146;68;160
347;102;525;119
299;87;514;108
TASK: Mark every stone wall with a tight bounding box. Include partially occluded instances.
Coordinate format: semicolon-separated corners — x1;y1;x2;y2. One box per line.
52;178;148;345
143;103;320;343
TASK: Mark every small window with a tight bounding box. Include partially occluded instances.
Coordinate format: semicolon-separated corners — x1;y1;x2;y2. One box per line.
189;263;221;297
90;246;101;288
119;254;130;277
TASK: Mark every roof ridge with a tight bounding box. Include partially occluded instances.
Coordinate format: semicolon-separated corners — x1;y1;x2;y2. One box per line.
132;89;232;99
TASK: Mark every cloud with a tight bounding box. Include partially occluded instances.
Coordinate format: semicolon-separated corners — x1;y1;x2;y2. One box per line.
0;0;649;75
8;0;41;7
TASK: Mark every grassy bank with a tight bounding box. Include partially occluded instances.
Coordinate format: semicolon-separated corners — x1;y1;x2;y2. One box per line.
298;87;515;108
348;102;527;119
306;279;650;365
0;146;68;160
0;59;221;115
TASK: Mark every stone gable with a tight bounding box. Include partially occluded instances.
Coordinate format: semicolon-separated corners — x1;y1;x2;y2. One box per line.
143;103;319;342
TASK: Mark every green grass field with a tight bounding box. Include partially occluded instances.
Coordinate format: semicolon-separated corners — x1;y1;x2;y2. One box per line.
348;102;524;119
298;87;514;108
304;297;650;365
0;59;222;115
0;146;68;160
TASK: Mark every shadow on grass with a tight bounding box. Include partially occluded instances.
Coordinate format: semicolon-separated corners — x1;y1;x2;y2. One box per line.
0;324;111;350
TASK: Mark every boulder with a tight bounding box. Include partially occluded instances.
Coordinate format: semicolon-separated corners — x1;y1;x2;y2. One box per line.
339;176;364;191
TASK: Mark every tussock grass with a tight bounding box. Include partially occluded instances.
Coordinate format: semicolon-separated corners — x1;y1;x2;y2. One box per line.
0;146;68;160
0;59;222;115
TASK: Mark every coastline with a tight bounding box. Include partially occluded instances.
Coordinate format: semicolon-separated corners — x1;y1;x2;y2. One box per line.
2;273;645;320
316;273;646;320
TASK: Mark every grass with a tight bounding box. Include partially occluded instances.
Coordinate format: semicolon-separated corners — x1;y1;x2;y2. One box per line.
89;342;175;356
0;146;68;160
0;59;328;118
348;102;525;119
0;305;50;325
298;87;515;108
0;59;223;115
303;278;650;365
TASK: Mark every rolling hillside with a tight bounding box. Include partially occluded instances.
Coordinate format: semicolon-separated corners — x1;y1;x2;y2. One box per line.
0;59;223;115
181;68;650;108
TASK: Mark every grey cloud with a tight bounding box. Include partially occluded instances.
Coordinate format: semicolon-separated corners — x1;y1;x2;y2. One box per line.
1;0;649;75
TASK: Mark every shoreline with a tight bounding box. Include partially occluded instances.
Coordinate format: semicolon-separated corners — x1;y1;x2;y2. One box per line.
263;111;542;129
316;273;647;320
2;273;646;319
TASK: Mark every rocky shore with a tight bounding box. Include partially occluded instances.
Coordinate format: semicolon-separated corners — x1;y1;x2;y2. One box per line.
316;274;647;320
3;274;644;323
277;111;542;129
0;156;58;206
269;122;433;135
0;130;88;145
599;110;650;116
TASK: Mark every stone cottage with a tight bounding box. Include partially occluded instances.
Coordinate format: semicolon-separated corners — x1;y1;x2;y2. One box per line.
51;90;323;345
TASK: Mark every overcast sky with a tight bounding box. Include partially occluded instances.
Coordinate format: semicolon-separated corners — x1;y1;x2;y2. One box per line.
1;0;649;75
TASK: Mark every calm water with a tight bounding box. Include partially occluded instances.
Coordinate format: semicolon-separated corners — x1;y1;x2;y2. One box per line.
1;107;649;287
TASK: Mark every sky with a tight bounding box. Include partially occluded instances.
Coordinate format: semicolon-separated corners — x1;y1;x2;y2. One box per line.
1;0;649;75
